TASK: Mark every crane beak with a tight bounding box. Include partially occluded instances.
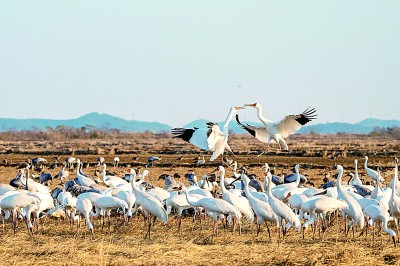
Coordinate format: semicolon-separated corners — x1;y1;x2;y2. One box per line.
234;106;246;110
244;103;257;107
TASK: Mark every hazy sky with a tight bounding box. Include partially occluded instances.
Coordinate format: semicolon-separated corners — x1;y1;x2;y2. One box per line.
1;1;399;126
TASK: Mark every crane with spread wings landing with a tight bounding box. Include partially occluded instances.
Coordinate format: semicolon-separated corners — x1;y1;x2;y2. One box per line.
236;103;317;150
171;106;244;161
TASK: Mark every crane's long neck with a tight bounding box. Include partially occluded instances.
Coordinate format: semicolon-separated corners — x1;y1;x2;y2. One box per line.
222;108;236;133
337;168;343;192
355;160;359;178
376;169;380;188
101;166;107;183
233;162;239;177
295;167;300;187
364;157;368;168
85;212;93;229
130;172;138;192
256;106;271;126
263;176;268;192
25;168;29;190
347;174;353;185
76;161;80;176
219;168;227;194
383;218;396;238
303;211;316;229
91;207;101;217
242;175;254;201
391;163;398;201
266;173;273;197
183;189;198;206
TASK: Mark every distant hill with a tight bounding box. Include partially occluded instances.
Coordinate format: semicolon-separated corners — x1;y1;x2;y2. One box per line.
184;118;400;134
0;113;399;134
0;112;171;132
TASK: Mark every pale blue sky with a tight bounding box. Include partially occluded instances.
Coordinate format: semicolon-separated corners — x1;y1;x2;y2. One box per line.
0;1;399;126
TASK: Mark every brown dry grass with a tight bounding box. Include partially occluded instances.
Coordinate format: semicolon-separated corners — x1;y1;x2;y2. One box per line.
0;135;400;265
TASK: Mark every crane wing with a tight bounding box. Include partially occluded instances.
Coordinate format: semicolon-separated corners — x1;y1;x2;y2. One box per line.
273;107;317;138
171;127;209;150
235;114;269;143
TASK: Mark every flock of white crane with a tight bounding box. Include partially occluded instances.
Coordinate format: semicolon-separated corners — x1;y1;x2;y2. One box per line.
0;151;399;247
0;103;399;248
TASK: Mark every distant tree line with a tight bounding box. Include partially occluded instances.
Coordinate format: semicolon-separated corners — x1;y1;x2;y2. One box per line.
369;126;400;140
0;125;170;141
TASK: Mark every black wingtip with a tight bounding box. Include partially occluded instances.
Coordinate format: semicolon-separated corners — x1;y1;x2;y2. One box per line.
236;114;256;137
295;107;318;125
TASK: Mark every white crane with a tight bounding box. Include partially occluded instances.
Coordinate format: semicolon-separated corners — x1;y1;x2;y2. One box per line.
76;159;96;187
26;192;54;232
76;198;94;237
63;195;78;228
349;159;363;186
364;156;384;183
171;106;245;161
101;163;127;188
236;103;317;150
165;191;203;233
131;181;168;239
265;172;301;237
93;196;128;232
335;165;365;239
371;167;384;199
113;157;120;168
241;173;278;239
58;165;69;185
116;190;136;222
219;166;254;224
389;158;400;230
0;192;39;234
182;186;242;236
300;196;348;240
77;191;104;205
287;193;309;214
19;168;50;194
363;204;396;247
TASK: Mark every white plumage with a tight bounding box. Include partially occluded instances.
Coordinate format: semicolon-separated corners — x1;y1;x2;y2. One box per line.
241;173;278;238
236;103;317;150
364;156;385;182
171;106;244;161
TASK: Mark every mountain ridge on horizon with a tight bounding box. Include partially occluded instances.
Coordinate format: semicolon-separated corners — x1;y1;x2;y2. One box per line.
0;112;399;134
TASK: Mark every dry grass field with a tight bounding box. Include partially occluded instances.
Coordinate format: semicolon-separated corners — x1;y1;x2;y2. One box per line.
0;134;399;265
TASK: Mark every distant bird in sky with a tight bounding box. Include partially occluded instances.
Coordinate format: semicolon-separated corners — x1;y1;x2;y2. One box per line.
171;106;244;161
236;103;317;150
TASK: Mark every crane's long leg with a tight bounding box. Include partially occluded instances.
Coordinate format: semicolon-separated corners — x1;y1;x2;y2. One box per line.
101;214;104;232
257;223;261;236
108;214;111;234
265;221;271;241
335;211;339;243
191;212;196;232
75;215;81;238
178;215;182;234
13;211;17;234
372;222;375;246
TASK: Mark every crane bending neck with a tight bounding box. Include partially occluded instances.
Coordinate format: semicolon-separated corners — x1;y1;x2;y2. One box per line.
255;106;271;126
